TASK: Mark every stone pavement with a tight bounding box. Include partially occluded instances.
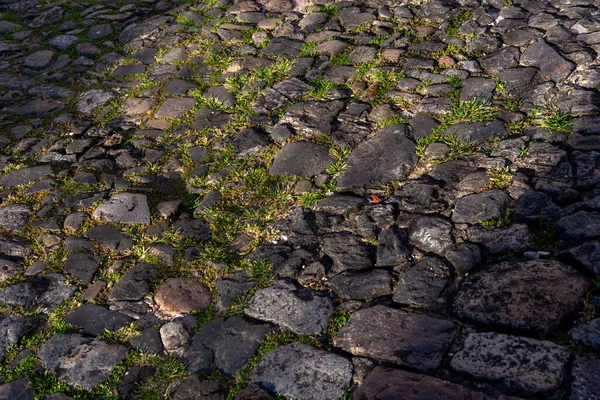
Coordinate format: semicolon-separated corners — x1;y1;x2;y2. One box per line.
0;0;599;398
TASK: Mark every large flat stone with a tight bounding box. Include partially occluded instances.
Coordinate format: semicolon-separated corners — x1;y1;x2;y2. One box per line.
38;334;128;391
0;165;53;188
521;39;574;82
279;100;344;138
251;343;352;400
337;125;417;190
333;305;455;371
269;141;333;177
154;278;211;317
93;193;150;224
186;316;274;377
451;190;511;224
452;260;591;333
354;367;488;400
109;263;158;302
450;332;569;396
245;280;333;335
64;303;133;336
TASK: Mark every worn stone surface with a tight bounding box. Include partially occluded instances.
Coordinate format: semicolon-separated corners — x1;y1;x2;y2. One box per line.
245;280;333;335
354;367;488;400
453;260;591;333
154;278;212;316
0;315;38;361
269;141;333;177
570;356;600;400
333;305;455;371
251;343;352;400
38;334;128;391
93;193;150;224
450;332;570;396
64;303;133;336
186;316;274;377
337;125;417;190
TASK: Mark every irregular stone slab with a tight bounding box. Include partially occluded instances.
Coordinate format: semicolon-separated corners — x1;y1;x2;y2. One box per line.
194;107;232;129
232;128;269;157
467;224;533;256
521;39;574;82
559;241;600;275
23;50;54;68
38;334;128;391
279;101;344;138
408;215;453;256
273;78;313;100
478;46;520;73
0;204;31;232
215;270;256;309
354;367;488;400
48;35;78;50
261;38;303;57
327;269;393;300
0;315;38;361
251;343;352;400
77;90;115;114
119;16;170;43
0;237;33;260
339;7;375;30
64;303;133;336
88;23;114;40
450;332;569;396
0;165;53;188
444;120;507;144
0;274;76;311
393;256;450;306
333;305;455;371
316;195;366;216
337;125;417;190
171;374;227;400
570;356;600;400
154;278;211;316
570;318;600;350
64;252;100;284
93;193;150;224
322;233;374;272
269;141;333;177
86;225;133;252
129;327;164;355
186;316;275;377
155;98;196;119
253;88;289;114
109;263;158;302
0;378;34;400
453;260;591;333
376;225;412;269
206;86;236;108
555;211;600;240
568;135;600;152
451;190;511;224
160;321;189;357
0;259;22;281
314;39;349;56
117;365;156;399
123;98;156;115
245;280;333;335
